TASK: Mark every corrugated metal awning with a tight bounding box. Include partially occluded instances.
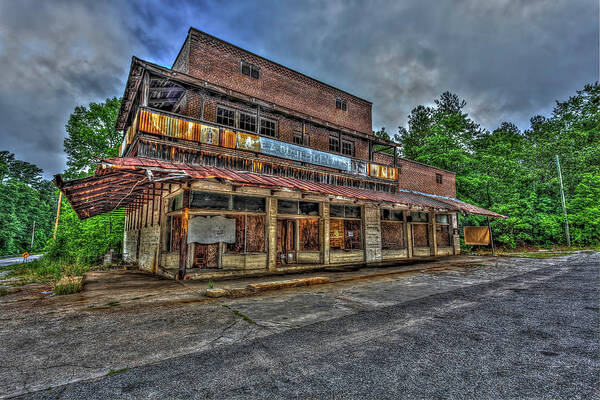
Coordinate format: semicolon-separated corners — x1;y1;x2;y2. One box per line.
55;157;505;219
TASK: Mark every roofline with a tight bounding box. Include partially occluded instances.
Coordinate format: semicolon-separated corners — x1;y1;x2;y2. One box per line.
186;27;373;105
397;157;456;175
121;57;399;147
170;30;191;70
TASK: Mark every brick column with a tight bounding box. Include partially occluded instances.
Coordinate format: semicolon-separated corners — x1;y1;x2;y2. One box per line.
364;204;382;263
266;197;277;270
321;202;330;265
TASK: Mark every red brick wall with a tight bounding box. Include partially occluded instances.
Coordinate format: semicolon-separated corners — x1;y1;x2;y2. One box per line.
179;91;370;159
182;30;372;135
398;159;456;197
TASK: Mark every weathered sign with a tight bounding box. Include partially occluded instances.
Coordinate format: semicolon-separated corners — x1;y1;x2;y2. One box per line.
236;132;261;152
260;137;351;171
464;226;491;245
187;215;236;244
200;125;219;145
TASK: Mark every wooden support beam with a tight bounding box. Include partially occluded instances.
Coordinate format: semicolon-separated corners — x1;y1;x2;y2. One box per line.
178;188;190;280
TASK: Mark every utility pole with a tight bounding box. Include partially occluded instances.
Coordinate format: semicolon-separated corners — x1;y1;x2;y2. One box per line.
555;155;571;246
53;191;63;239
30;220;35;250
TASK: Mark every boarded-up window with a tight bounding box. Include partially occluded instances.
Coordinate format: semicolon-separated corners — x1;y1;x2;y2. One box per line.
246;215;265;252
329;219;344;249
381;221;405;249
412;224;429;247
225;214;266;253
435;214;451;246
168;215;183;252
344;220;362;249
299;219;319;251
330;219;361;250
226;214;245;253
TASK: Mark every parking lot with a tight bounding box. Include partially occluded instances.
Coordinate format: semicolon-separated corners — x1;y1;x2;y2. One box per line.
1;252;598;399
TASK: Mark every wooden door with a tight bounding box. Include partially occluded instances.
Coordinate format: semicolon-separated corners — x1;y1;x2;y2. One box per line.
276;219;296;265
194;243;219;268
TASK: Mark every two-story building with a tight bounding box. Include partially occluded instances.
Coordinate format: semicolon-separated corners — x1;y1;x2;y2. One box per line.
55;28;503;280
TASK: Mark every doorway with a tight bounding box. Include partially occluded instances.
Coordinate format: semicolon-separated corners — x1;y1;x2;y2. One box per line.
193;243;219;268
277;219;296;265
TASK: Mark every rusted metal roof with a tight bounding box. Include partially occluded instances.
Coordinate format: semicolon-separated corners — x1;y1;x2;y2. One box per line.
56;157;504;219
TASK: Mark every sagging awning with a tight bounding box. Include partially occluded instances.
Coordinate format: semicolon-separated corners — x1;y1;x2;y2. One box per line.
55;157;505;219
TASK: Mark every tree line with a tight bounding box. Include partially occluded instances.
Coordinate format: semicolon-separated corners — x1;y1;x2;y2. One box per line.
1;85;598;259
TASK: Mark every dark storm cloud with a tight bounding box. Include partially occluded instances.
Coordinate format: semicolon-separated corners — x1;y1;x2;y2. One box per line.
0;0;596;176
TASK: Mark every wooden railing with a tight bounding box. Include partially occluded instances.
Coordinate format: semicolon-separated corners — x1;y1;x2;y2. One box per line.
122;107;398;181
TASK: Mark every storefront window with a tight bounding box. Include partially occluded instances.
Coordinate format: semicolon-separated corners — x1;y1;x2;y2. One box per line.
435;214;452;246
330;204;362;250
299;219;319;251
381;209;405;249
226;214;266;253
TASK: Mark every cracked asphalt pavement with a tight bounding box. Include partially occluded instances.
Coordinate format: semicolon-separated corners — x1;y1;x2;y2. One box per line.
2;253;598;399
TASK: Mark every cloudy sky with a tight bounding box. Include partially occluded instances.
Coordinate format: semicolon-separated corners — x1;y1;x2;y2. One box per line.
0;0;597;177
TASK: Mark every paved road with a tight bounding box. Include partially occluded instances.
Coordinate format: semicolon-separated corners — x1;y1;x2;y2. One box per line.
0;254;42;268
17;253;598;399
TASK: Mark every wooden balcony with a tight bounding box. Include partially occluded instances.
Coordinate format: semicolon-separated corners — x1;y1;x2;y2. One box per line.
120;107;399;182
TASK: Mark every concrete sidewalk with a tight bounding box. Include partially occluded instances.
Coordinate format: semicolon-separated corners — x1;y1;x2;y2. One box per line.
180;255;491;297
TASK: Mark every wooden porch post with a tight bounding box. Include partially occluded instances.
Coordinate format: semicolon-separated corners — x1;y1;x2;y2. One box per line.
178;188;190;280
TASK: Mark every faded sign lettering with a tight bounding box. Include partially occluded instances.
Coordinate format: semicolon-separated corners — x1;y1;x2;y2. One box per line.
260;137;351;171
188;215;236;244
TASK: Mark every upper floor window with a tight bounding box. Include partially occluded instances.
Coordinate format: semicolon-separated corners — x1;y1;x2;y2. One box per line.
241;60;260;79
239;112;256;132
341;140;355;156
293;131;303;145
260;118;277;137
335;97;347;111
329;135;340;153
436;173;443;184
217;106;235;127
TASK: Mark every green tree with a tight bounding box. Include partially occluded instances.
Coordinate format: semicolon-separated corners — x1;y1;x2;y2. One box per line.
44;97;125;264
63;97;122;179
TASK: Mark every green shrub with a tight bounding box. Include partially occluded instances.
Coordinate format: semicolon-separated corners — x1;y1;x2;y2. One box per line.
53;275;83;295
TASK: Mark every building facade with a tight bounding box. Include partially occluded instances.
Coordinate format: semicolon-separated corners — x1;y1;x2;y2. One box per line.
56;28;502;280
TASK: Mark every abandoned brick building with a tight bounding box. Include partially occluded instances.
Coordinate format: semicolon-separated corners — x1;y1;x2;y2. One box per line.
56;28;502;279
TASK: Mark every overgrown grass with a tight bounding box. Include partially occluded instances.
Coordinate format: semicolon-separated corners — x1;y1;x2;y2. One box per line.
53;276;83;295
4;257;92;282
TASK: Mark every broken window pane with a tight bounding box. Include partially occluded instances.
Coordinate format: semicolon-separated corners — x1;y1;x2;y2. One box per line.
191;192;230;209
277;200;298;214
216;106;235;127
299;201;319;216
232;195;265;212
239;112;256;132
345;206;361;218
409;212;429;223
330;204;345;218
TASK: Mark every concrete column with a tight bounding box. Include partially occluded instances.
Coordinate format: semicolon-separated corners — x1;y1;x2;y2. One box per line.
178;189;190;280
430;212;437;256
321;202;330;264
266;197;277;270
364;204;382;263
452;213;461;255
405;210;413;258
